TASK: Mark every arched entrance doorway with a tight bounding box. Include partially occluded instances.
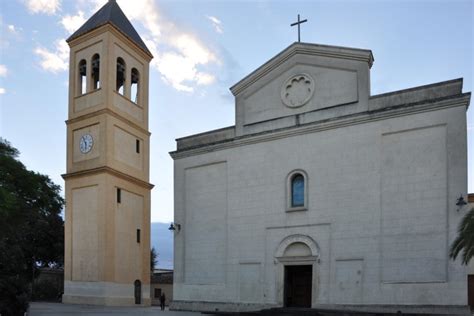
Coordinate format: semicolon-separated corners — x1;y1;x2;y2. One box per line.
275;235;319;308
134;279;141;304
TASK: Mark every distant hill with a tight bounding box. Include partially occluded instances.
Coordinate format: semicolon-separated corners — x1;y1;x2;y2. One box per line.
151;222;173;269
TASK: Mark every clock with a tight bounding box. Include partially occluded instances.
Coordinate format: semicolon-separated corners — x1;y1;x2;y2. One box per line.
79;134;94;154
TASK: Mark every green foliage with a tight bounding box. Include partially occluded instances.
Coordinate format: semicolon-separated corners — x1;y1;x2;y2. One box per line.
0;275;29;316
151;247;158;272
450;207;474;265
33;278;62;302
0;138;65;315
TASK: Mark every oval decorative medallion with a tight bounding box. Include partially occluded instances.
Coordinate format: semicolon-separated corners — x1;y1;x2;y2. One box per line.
281;73;315;108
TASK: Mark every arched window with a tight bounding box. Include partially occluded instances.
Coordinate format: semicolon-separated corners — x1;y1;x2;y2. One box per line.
287;170;308;211
78;59;87;95
131;68;139;104
291;174;305;207
116;57;126;96
91;54;100;90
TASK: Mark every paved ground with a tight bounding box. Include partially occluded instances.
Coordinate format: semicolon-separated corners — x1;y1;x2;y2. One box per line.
28;302;201;316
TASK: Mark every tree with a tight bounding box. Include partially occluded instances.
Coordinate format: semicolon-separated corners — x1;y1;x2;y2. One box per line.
0;138;64;316
150;247;158;272
450;207;474;265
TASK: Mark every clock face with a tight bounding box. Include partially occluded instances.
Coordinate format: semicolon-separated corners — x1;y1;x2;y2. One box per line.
79;134;94;154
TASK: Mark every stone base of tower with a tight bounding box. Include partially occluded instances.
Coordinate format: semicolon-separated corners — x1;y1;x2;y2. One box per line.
62;281;151;306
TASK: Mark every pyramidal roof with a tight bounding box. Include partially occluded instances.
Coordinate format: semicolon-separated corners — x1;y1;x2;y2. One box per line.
67;0;152;57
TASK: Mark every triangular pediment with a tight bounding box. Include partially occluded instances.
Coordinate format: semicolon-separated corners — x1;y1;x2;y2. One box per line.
230;42;373;96
232;42;374;135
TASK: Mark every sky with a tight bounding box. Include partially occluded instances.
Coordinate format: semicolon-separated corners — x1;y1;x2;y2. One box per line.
0;0;472;223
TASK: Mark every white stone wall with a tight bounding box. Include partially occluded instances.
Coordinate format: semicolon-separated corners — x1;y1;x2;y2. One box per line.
381;125;447;283
172;104;468;308
184;162;227;285
242;64;359;125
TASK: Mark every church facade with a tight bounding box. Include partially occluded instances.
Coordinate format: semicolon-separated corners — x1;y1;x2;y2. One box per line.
170;42;471;313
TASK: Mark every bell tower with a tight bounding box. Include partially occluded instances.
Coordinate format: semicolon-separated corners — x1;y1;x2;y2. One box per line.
62;0;153;306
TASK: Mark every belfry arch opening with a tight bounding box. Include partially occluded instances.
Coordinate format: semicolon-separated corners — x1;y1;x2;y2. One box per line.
131;68;140;104
91;54;100;90
78;59;87;95
116;57;126;95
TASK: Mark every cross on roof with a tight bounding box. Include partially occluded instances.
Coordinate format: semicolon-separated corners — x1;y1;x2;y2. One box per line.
290;14;308;42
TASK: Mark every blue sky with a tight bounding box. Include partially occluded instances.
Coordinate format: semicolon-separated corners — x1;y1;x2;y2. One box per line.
0;0;472;223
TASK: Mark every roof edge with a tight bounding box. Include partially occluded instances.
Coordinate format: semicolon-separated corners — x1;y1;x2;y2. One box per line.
66;0;152;58
175;125;235;142
170;92;469;159
230;42;374;96
67;23;153;60
370;78;463;99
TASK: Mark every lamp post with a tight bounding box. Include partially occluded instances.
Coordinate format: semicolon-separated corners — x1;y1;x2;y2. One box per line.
168;223;181;232
456;194;468;211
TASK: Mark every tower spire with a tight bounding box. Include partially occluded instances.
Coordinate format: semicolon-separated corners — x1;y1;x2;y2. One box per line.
67;0;152;57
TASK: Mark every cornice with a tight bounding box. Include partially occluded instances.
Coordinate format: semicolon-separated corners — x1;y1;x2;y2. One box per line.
170;93;470;160
230;42;374;96
68;24;153;61
66;108;151;136
62;166;154;189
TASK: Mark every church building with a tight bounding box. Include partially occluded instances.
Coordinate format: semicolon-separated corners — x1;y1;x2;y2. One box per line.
170;42;471;313
62;0;153;305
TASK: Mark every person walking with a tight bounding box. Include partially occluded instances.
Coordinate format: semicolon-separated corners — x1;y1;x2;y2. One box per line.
160;293;166;311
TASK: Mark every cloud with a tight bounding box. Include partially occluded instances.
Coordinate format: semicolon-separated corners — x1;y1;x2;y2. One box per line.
100;0;220;92
156;51;216;92
34;0;222;93
206;15;223;34
196;72;215;86
152;33;218;92
171;34;217;65
61;11;86;34
6;24;23;38
34;40;69;73
24;0;61;15
0;65;7;77
115;0;163;39
2;23;22;46
0;88;5;94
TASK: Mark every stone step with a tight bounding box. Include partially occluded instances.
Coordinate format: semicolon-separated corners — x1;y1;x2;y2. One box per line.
205;307;462;316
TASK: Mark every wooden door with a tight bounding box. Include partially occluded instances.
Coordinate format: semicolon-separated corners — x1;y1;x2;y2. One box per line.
468;275;474;308
284;265;312;308
134;280;141;304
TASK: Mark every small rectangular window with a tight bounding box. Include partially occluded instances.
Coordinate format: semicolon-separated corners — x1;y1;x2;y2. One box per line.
136;139;140;153
137;229;141;243
117;188;121;203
